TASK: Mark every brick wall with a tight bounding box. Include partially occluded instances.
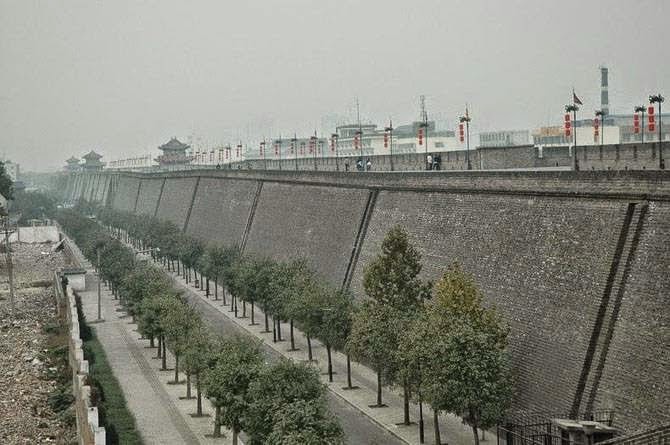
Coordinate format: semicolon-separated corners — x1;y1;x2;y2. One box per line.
135;178;164;216
350;190;628;416
590;201;670;432
185;177;258;246
155;177;199;229
111;176;140;212
244;182;369;286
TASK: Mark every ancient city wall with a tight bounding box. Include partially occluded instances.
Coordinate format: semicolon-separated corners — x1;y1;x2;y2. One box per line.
185;177;258;247
135;177;164;217
65;167;670;432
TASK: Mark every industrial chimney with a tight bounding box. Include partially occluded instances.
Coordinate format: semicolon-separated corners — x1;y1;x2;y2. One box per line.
600;66;609;115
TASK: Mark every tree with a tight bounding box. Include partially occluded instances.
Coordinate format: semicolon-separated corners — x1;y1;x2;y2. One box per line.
120;263;171;320
346;301;403;407
273;259;314;350
203;335;264;443
266;399;344;445
419;263;512;445
137;294;164;348
181;324;215;415
362;225;430;312
285;275;323;360
309;286;354;382
0;161;14;200
361;225;431;423
161;299;199;382
246;359;327;445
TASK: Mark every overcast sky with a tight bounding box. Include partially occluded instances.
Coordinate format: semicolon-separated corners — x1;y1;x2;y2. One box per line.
1;0;668;171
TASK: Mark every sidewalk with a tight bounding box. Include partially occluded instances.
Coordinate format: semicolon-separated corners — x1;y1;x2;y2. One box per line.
68;244;236;444
164;262;491;445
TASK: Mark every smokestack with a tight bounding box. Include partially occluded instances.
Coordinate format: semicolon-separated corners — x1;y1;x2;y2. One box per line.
600;66;609;115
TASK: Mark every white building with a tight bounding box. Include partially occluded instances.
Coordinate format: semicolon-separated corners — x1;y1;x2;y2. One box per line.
480;130;529;148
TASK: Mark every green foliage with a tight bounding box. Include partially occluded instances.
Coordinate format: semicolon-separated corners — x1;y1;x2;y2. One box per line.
416;263;513;437
182;323;216;377
10;190;56;223
161;300;200;357
362;225;430;312
266;399;344;445
120;263;172;317
313;288;354;352
0;161;14;200
246;359;327;444
178;235;204;270
346;301;405;379
203;336;264;435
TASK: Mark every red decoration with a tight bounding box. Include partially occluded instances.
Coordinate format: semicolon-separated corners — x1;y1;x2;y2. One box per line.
383;132;388;148
565;128;572;137
633;113;640;122
648;106;655;116
594;117;599;128
564;113;571;122
259;142;264;156
274;143;279;156
459;123;465;142
236;144;241;158
418;127;423;146
649;123;656;132
330;136;336;152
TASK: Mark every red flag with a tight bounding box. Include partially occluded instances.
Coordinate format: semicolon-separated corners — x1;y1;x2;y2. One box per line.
573;91;583;105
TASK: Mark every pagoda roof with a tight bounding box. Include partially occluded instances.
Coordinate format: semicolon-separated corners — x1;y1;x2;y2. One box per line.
159;137;190;152
83;150;102;160
66;157;80;164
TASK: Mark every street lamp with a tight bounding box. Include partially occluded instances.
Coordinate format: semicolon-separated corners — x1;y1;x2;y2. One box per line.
459;115;472;170
291;135;298;171
566;104;580;171
310;135;318;171
635;106;646;143
595;110;605;145
275;138;283;171
331;134;340;171
384;122;394;172
649;93;665;169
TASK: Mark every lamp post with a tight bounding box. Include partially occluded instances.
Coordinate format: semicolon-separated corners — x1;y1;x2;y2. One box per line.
566;104;580;171
385;122;394;172
595;110;605;145
311;134;318;171
291;135;298;171
331;133;340;171
459;114;472;170
260;140;267;170
275;138;282;171
650;94;665;169
635;106;646;143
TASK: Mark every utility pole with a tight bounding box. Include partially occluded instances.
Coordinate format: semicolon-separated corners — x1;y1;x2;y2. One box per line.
356;98;363;161
2;216;15;315
420;95;429;169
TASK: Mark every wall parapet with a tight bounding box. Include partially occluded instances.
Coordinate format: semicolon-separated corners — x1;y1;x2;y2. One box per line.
55;244;106;445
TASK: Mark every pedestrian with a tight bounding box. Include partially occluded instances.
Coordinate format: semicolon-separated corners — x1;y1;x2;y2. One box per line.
344;158;350;172
356;158;363;171
434;154;441;170
426;153;433;170
366;159;372;171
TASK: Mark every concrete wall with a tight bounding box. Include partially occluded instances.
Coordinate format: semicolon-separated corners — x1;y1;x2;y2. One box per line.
185;177;258;247
9;225;60;243
135;178;164;216
244;182;369;286
155;177;199;229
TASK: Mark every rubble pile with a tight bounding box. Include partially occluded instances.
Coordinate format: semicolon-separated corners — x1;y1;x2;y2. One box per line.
0;243;77;444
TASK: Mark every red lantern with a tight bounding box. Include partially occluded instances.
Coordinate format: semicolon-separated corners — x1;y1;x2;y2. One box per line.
259;142;264;156
354;133;359;150
649;122;656;132
274;143;279;156
330;136;336;152
236;144;241;158
383;132;388;148
458;123;465;142
594;117;600;128
648;106;655;116
418;127;423;146
564;113;571;122
565;128;572;138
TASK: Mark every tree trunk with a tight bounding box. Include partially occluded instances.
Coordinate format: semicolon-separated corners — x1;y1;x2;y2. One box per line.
376;370;383;406
221;286;226;305
346;354;353;389
186;372;192;398
150;336;155;348
161;337;167;370
327;345;333;382
263;308;270;333
433;410;441;445
307;336;313;361
177;259;180;276
472;423;480;445
196;374;202;416
234;296;238;318
403;381;411;425
250;302;255;325
289;319;296;350
242;301;246;318
206;278;210;297
214;278;218;300
272;317;277;342
232;428;238;445
173;353;180;383
157;336;162;357
277;318;283;341
213;406;222;437
230;293;235;312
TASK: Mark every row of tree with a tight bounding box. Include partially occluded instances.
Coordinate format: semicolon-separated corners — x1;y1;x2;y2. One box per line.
72;201;514;445
58;207;345;444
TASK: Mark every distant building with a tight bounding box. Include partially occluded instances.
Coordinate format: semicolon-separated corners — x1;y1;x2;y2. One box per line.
81;151;104;171
64;156;81;172
480;130;530;148
156;138;191;169
533;124;620;147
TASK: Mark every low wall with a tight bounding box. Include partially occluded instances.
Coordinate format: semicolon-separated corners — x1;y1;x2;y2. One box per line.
9;226;59;243
54;268;106;445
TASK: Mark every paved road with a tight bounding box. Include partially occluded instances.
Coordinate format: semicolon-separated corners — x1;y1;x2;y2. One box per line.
184;291;405;445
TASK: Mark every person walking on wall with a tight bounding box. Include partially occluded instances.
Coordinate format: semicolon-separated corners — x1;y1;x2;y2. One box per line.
344;158;350;172
426;153;433;170
356;158;363;171
366;159;372;171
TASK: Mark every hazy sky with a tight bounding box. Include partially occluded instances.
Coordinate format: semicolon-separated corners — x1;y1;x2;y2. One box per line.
1;0;668;171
